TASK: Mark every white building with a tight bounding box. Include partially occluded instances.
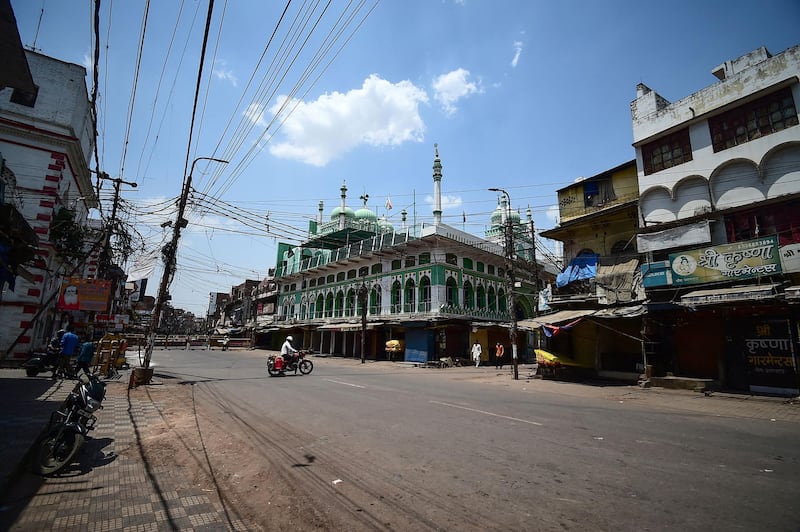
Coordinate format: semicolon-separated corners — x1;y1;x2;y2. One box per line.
631;44;800;395
0;50;97;358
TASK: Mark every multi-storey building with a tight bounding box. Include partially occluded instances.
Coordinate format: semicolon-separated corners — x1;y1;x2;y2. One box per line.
632;45;800;395
273;147;545;363
0;50;97;359
538;160;646;378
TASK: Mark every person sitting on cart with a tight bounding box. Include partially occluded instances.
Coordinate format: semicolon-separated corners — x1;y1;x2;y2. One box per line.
281;335;298;364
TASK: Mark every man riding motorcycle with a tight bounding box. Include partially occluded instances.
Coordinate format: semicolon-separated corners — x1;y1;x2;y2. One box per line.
281;335;299;365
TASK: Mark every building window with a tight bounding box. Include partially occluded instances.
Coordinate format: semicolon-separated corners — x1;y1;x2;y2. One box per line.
345;288;356;317
337;272;346;282
642;128;692;175
370;286;382;315
326;274;335;284
583;179;617;207
404;279;416;312
391;259;402;270
445;253;457;265
419;252;431;265
463;281;474;308
446;277;458;306
709;86;798;153
391;280;402;313
405;256;416;268
488;286;497;311
487;264;495;275
476;284;486;309
371;263;383;274
335;290;344;317
358;266;369;277
10;86;38;107
324;293;334;317
463;258;473;270
419;276;431;312
476;262;485;273
347;269;357;279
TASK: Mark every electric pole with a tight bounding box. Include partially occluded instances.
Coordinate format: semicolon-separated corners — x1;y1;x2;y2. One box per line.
489;187;519;380
98;173;137;279
359;282;368;364
528;206;539;317
143;157;227;370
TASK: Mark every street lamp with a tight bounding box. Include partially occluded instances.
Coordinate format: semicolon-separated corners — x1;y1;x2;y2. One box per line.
142;157;228;373
488;187;519;380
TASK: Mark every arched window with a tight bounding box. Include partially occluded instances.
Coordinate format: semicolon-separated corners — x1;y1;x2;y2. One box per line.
488;286;497;311
610;240;630;255
324;293;334;317
300;300;307;320
419;276;431;312
476;284;486;309
446;277;458;306
497;287;507;312
370;286;382;315
315;294;324;318
335;290;344;317
391;280;402;313
463;280;474;309
404;278;416;313
345;288;356;317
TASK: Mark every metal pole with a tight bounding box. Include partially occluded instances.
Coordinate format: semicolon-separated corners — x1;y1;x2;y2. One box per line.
359;282;368;364
143;157;227;369
529;213;539;318
489;187;519;380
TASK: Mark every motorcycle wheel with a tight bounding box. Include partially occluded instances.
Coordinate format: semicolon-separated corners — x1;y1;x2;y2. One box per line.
267;364;283;377
33;425;85;476
26;367;39;377
299;359;314;375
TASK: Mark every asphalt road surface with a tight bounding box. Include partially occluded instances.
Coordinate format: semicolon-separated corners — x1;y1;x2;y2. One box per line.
147;347;800;531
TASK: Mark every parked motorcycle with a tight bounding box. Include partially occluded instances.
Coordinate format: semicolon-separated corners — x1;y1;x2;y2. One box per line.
33;372;106;476
23;331;66;377
267;350;313;377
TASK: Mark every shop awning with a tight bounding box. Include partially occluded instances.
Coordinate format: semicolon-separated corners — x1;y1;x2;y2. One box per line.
786;285;800;301
592;304;647;319
317;322;383;331
680;284;781;307
517;309;596;330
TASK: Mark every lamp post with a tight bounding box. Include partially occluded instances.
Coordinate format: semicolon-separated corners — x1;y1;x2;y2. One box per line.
489;187;519;380
143;157;228;371
358;282;368;364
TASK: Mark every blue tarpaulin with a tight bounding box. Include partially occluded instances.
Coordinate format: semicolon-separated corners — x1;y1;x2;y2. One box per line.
556;254;599;288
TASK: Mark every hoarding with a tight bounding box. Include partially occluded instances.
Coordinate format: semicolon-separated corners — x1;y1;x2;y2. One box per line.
668;235;781;286
57;277;112;312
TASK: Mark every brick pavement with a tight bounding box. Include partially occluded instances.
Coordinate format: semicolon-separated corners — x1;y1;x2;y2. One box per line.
0;361;797;530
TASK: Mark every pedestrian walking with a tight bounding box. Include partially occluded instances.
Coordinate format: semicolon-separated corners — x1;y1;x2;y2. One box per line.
495;342;505;369
54;324;80;379
76;337;95;376
471;341;482;367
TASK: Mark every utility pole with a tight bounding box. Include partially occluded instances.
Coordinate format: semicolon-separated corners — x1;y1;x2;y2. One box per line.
142;156;227;370
528;207;540;318
359;282;368;364
98;173;137;279
489;187;519;380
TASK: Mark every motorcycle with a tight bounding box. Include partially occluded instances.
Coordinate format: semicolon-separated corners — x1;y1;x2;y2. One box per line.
23;331;66;378
33;372;106;476
267;350;313;377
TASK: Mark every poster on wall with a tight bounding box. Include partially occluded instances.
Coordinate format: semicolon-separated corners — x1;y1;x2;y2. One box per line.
743;319;799;395
669;235;781;286
56;277;112;312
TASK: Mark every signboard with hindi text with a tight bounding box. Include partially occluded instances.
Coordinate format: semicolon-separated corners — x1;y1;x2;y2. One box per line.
669;235;781;286
743;319;799;395
57;277;112;312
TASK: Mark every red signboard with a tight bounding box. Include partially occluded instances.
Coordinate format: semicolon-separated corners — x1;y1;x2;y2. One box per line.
57;277;111;312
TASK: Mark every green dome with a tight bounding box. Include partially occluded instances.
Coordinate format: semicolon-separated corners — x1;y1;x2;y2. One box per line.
377;216;394;232
331;206;355;220
355;207;377;221
490;205;505;226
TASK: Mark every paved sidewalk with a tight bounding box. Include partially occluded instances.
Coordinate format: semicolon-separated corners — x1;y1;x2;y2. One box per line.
0;368;255;531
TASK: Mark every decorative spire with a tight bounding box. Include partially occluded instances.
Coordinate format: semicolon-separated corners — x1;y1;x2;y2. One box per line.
432;143;442;226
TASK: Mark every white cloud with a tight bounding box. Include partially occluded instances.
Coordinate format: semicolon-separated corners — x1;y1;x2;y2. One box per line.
261;75;428;166
432;68;482;116
213;66;238;87
511;40;523;68
545;205;560;224
424;194;463;210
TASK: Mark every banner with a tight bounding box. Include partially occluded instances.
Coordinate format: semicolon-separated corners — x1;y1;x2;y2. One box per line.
743;319;799;395
57;277;112;312
669;235;781;286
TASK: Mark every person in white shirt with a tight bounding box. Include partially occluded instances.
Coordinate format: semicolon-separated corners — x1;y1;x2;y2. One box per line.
471;341;482;367
281;335;298;363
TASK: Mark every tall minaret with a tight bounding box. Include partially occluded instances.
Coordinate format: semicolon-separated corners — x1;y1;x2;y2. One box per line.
318;200;324;224
339;181;348;230
432;143;442;227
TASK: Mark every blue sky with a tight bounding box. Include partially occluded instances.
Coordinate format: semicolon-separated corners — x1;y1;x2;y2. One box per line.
10;0;800;316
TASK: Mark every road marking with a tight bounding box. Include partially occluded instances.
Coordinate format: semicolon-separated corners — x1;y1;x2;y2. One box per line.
429;400;543;426
324;378;365;388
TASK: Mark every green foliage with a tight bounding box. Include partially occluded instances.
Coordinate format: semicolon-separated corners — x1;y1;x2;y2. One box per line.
49;208;88;265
